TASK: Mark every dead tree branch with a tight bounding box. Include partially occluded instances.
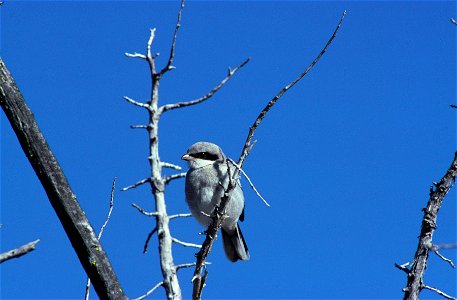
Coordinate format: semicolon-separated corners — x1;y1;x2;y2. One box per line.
422;285;457;300
0;59;126;299
143;227;158;254
0;239;40;263
123;0;248;298
158;58;250;113
164;172;187;185
121;177;151;191
133;281;164;300
400;152;457;300
85;178;117;300
430;245;455;268
434;243;457;250
159;0;184;76
126;20;183;298
191;10;347;299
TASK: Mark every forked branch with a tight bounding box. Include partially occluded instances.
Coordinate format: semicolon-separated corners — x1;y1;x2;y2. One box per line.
159;58;250;113
160;0;185;76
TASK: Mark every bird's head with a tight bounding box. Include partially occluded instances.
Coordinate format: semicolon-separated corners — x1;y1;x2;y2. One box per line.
181;142;226;169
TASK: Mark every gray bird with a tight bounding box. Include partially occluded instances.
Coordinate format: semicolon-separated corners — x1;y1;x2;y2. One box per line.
182;142;249;262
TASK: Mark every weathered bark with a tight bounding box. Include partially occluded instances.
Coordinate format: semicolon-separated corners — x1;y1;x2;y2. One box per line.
0;239;40;263
402;152;457;300
0;58;126;300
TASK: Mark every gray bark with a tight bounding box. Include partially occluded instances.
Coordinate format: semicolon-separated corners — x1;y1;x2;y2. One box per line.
0;58;126;300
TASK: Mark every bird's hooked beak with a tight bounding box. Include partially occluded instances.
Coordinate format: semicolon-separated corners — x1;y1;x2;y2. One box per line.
181;154;193;161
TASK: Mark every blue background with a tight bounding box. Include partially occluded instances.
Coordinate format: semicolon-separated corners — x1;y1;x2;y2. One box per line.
1;1;456;299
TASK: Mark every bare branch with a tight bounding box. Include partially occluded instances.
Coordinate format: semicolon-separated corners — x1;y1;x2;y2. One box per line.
164;172;187;185
434;243;457;250
121;177;151;191
130;125;149;129
0;239;40;263
143;227;158;254
227;158;270;207
422;285;457;300
133;281;164;300
160;0;185;76
159;58;250;113
132;203;160;217
161;162;182;170
147;28;157;63
176;262;197;270
430;245;455;268
124;96;149;109
401;152;457;300
124;3;186;297
85;178;117;300
171;237;202;248
125;52;147;60
191;12;347;298
237;11;347;170
192;269;208;300
395;262;411;274
98;178;116;240
169;213;192;220
0;59;126;299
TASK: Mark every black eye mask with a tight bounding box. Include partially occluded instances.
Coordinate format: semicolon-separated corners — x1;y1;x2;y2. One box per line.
190;152;219;161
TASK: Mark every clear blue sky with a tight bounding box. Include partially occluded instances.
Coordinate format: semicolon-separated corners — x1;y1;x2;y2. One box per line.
1;1;456;299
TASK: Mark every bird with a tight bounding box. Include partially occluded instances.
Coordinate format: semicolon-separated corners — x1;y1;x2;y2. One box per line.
182;142;249;262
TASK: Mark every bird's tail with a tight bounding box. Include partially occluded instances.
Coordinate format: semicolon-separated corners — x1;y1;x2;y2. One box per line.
221;224;250;262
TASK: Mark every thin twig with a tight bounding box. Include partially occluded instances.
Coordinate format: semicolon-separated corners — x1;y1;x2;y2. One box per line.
133;281;164;300
147;28;157;63
169;213;192;220
191;11;347;299
164;172;187;185
124;96;149;109
160;0;185;76
161;162;182;170
431;246;455;268
143;227;158;254
159;58;250;113
130;125;148;129
85;178;117;300
434;243;457;250
99;178;116;240
176;262;196;270
125;52;147;60
121;177;151;191
172;237;202;248
395;262;411;274
227;158;270;207
0;239;40;264
131;203;160;217
422;285;457;300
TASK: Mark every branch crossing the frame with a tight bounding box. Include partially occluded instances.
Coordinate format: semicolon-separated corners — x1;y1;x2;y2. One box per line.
191;10;347;299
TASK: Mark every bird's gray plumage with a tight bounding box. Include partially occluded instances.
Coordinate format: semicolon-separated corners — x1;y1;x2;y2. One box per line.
182;142;249;262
